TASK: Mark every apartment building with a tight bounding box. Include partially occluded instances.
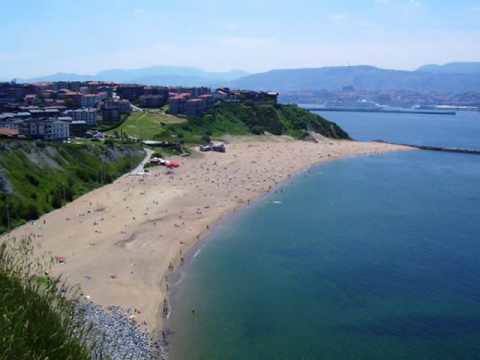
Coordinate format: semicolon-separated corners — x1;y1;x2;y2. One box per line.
20;118;70;140
65;108;98;126
81;94;99;108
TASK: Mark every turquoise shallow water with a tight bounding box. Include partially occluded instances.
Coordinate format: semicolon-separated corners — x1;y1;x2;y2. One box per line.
168;112;480;360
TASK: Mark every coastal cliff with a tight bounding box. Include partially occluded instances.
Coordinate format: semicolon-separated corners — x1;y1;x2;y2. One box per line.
0;141;144;234
163;103;350;142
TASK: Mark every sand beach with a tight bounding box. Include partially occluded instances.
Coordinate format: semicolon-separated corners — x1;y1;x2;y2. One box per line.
3;137;411;334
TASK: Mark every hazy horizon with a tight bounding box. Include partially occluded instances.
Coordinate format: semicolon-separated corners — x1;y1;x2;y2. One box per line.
1;0;480;79
5;62;480;81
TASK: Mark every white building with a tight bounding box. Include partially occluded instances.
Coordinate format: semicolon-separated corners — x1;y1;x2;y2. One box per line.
45;120;70;141
20;118;70;140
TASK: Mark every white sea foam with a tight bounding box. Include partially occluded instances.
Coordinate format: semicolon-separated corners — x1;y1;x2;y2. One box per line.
193;248;202;258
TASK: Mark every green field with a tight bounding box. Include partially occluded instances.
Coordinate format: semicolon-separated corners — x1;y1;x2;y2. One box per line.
108;110;187;140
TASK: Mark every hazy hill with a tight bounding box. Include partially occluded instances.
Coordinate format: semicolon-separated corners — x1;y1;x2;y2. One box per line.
23;66;248;86
19;62;480;93
417;62;480;74
230;65;480;93
24;73;95;82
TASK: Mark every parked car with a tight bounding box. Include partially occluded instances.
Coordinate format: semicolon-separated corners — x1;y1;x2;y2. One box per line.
212;142;226;153
200;144;212;152
150;157;166;166
200;142;226;153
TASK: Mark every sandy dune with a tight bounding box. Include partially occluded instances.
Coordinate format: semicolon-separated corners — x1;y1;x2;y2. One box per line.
4;137;411;333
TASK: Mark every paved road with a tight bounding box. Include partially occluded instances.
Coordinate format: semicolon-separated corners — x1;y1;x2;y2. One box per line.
130;148;153;176
131;104;144;112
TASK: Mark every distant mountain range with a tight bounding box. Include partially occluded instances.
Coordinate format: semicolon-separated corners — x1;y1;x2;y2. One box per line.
17;62;480;94
229;63;480;93
417;62;480;75
21;66;249;87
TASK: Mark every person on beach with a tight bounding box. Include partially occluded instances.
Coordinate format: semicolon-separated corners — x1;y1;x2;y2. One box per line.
163;299;168;317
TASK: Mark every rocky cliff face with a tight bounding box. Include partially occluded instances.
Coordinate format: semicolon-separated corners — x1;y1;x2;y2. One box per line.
0;169;12;194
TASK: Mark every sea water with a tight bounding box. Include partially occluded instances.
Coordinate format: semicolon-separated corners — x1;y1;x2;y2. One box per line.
168;111;480;360
315;110;480;148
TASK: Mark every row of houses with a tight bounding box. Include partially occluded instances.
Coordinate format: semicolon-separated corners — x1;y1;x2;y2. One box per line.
168;88;278;117
1;108;98;126
0;107;102;140
0;82;280;142
20;118;70;140
215;88;279;104
169;93;215;117
0;116;73;141
1;88;108;110
115;85;210;107
0;81;133;124
116;85;168;103
63;108;98;126
0;81;134;141
0;116;107;141
116;85;277;118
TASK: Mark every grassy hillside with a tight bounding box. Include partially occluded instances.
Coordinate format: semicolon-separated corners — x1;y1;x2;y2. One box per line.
0;141;144;234
107;109;187;140
0;239;95;360
110;103;350;143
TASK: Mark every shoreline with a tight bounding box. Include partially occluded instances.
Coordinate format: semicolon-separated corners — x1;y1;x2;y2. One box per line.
161;144;411;356
2;136;413;357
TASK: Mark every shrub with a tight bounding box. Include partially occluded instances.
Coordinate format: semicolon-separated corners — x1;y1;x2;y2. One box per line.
25;174;40;187
24;204;39;221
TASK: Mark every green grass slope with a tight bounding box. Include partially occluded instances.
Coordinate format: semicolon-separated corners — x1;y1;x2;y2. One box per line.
111;103;350;144
107;109;187;140
0;141;144;234
163;103;350;143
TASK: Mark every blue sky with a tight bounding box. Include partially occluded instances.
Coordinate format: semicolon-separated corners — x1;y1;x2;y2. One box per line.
1;0;479;79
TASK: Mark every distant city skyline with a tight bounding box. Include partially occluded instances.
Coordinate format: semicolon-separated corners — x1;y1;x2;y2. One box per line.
1;0;479;79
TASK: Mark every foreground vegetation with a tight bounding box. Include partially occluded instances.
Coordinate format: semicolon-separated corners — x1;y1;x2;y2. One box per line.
0;141;144;234
0;141;148;358
109;103;350;144
0;239;96;360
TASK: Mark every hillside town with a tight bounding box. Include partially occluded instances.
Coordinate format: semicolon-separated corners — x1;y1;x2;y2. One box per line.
0;81;278;141
280;87;480;110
